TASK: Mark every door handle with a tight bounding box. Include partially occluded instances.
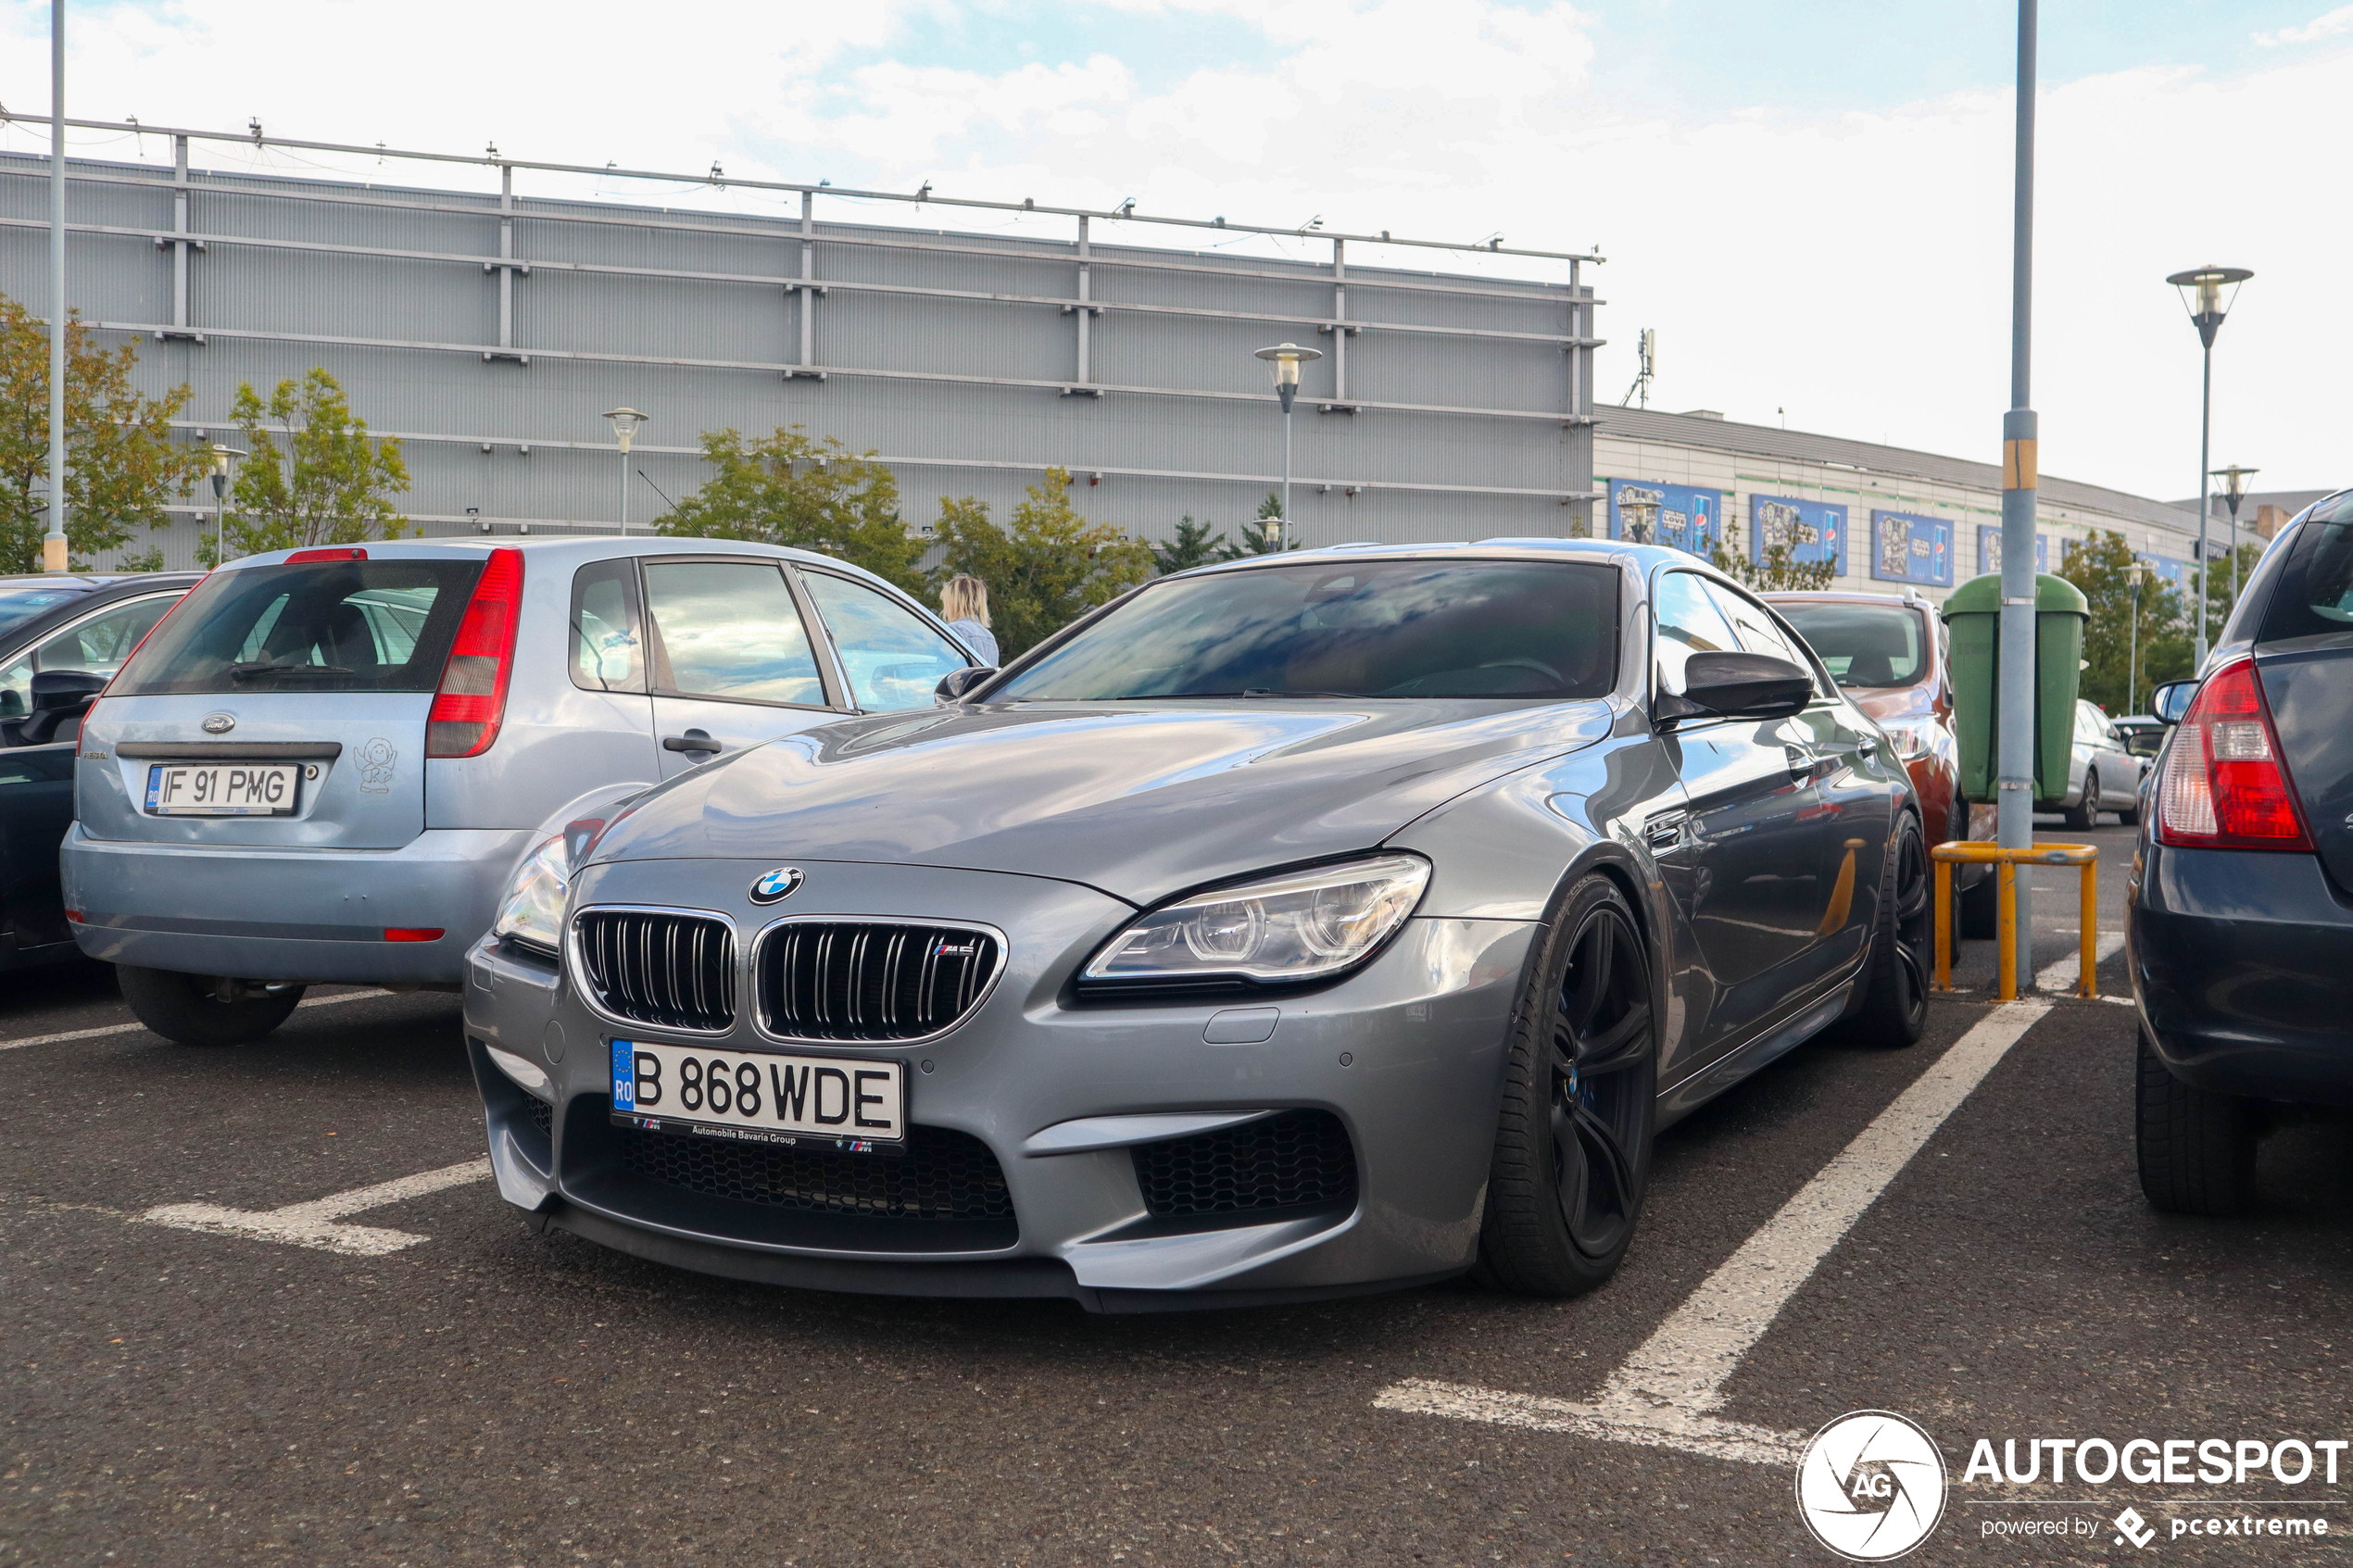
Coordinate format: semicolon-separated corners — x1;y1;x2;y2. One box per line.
1784;744;1817;783
1856;734;1878;759
661;728;723;759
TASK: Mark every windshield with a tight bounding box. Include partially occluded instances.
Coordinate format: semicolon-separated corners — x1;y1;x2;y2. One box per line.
110;558;481;696
992;558;1620;702
1776;603;1928;688
0;583;92;641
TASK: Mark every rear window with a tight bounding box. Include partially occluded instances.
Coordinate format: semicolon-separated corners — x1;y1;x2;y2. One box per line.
0;583;90;639
111;559;481;696
2259;521;2353;644
1775;603;1928;688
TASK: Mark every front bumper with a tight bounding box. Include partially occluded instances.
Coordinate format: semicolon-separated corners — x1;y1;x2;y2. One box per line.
466;857;1536;1310
61;824;535;984
2131;842;2353;1105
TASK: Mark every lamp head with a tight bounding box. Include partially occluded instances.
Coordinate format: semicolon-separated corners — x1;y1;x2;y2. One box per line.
1253;341;1323;389
2165;266;2252;346
2210;463;2258;501
603;406;648;454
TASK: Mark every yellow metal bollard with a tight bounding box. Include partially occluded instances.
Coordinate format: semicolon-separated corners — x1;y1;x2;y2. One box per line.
1930;840;2100;1002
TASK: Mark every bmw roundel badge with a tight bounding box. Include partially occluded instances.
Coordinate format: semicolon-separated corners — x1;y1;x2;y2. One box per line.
749;867;805;904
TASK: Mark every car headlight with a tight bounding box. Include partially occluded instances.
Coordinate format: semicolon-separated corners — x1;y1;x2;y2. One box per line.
492;833;572;957
1881;718;1940;760
1080;854;1430;988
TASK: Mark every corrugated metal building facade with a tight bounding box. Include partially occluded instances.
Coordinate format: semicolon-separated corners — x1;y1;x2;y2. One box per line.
0;125;1599;569
0;120;2197;599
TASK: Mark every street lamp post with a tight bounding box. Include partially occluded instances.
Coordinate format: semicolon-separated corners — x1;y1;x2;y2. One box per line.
2164;265;2252;668
603;407;648;534
2211;462;2258;617
1252;343;1322;549
2126;558;2148;715
208;443;245;566
43;0;67;572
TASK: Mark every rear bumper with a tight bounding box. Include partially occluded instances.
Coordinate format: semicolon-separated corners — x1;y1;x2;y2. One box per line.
2130;842;2353;1105
61;824;535;984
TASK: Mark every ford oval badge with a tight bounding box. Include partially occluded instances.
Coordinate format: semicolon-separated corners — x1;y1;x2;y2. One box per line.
749;867;805;905
200;712;236;734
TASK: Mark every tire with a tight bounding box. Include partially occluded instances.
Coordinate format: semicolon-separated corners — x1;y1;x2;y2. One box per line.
1836;813;1931;1048
2118;791;2143;828
2065;771;2099;831
116;965;305;1047
2135;1029;2259;1215
1475;873;1657;1298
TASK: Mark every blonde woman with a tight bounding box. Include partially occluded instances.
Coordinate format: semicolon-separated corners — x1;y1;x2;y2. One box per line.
939;574;1000;667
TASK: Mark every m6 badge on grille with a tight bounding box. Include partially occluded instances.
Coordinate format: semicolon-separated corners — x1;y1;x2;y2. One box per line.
610;1039;904;1148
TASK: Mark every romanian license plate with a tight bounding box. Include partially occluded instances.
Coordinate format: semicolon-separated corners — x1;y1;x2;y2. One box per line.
610;1039;904;1148
144;761;301;816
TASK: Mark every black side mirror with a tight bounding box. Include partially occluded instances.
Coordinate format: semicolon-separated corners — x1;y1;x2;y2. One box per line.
2150;680;2196;725
935;666;999;703
1660;651;1814;723
16;669;107;746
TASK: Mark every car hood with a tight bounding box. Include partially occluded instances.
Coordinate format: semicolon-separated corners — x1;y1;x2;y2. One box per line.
592;699;1618;906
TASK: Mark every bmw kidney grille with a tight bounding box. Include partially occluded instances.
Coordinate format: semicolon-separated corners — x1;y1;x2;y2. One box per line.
574;909;736;1033
758;922;1001;1042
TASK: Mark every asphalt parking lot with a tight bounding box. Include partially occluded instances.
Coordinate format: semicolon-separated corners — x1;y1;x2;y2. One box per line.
5;822;2348;1566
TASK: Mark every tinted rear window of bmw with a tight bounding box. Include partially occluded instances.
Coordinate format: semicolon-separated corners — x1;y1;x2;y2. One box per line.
111;559;481;696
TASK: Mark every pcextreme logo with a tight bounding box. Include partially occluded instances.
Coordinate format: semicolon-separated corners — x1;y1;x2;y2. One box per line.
1796;1411;1949;1562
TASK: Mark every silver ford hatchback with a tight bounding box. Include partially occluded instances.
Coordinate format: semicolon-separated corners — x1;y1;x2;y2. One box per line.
63;537;979;1045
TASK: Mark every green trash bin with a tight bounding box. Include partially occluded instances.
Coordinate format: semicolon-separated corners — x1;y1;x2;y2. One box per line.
1943;571;2089;808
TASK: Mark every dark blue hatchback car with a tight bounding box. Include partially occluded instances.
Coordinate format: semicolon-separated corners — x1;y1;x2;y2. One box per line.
2131;489;2353;1213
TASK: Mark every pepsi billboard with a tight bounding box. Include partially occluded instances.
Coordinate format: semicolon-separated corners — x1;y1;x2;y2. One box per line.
1871;510;1953;587
1750;495;1846;573
1609;479;1724;558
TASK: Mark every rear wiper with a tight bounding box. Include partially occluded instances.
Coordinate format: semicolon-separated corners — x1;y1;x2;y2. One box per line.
227;661;355;683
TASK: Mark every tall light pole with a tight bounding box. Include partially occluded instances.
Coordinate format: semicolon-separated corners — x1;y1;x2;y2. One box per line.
43;0;68;572
1252;342;1321;549
2164;265;2251;668
1996;0;2041;986
603;408;648;534
2126;558;2148;715
2211;462;2258;618
208;444;245;565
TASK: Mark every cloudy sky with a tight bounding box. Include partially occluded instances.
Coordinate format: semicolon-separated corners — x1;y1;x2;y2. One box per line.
2;0;2345;501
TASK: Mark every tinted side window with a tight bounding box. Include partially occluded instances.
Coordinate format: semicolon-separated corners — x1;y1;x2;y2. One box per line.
3;595;176;717
799;571;971;713
570;559;647;694
1653;572;1743;695
2258;521;2353;644
1705;581;1815;683
642;560;826;708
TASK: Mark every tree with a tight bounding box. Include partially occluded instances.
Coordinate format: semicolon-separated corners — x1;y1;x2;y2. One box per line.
929;468;1155;659
0;295;208;571
1152;515;1231;575
212;369;409;565
2060;529;2189;713
1708;536;1836;592
1215;492;1302;558
659;426;925;594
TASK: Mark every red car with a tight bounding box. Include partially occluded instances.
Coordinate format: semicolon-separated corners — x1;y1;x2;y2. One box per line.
1767;589;1978;872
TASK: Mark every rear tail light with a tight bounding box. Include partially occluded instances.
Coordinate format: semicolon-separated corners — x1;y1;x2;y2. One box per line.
426;547;524;759
2156;656;2312;851
383;927;446;943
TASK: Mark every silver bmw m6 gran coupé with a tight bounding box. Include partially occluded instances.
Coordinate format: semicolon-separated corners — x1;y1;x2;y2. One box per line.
463;538;1929;1311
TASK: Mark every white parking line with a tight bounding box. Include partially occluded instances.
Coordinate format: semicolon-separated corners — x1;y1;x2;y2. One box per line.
1377;998;2056;1464
141;1157;491;1257
0;988;389;1052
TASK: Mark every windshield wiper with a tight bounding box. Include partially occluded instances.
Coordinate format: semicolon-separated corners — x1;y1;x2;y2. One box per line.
1088;688;1365;700
228;661;356;683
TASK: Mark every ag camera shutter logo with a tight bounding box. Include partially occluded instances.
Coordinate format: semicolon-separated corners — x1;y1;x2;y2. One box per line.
1796;1411;1948;1561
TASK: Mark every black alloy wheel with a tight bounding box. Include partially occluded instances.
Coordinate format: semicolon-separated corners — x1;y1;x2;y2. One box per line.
2066;771;2100;831
1839;812;1931;1047
1477;874;1658;1297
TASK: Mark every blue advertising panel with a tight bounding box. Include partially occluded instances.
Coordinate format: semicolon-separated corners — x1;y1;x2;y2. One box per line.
1870;509;1953;586
2138;553;2194;595
1750;495;1846;573
1976;525;2047;576
1609;479;1723;558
